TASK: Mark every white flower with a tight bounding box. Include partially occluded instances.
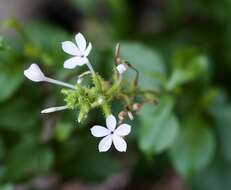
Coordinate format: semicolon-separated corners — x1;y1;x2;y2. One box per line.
24;63;46;82
91;114;131;152
62;33;92;69
116;64;127;74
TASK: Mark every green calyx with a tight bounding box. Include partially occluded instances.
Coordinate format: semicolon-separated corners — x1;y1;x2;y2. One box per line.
61;73;120;122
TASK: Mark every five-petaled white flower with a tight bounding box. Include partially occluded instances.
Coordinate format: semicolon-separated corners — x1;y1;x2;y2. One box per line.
62;33;92;69
91;114;131;152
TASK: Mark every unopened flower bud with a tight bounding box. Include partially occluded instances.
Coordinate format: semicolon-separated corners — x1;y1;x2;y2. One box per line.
116;64;127;75
24;63;46;82
41;106;68;114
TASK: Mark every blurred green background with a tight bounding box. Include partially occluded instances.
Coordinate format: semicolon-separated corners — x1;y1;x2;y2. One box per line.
0;0;231;189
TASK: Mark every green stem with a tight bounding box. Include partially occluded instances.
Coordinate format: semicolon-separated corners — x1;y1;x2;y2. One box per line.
93;74;103;92
106;75;122;97
102;103;111;117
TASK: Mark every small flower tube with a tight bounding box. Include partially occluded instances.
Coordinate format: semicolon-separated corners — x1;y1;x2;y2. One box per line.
41;105;68;113
24;63;76;89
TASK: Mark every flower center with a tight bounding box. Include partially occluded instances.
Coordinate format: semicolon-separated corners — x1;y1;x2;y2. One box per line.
81;55;84;58
110;131;114;134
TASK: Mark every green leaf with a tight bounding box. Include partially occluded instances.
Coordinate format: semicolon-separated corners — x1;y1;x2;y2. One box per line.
121;42;166;90
215;112;231;161
0;36;9;51
25;22;69;66
5;140;54;181
210;94;231;161
0;98;38;131
73;148;121;181
60;136;121;181
192;158;231;190
169;116;215;177
166;48;209;90
0;137;5;160
0;68;23;102
0;184;14;190
71;0;97;12
138;96;179;154
54;121;74;142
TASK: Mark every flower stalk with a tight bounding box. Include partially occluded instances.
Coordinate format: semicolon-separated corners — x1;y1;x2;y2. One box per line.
45;77;76;89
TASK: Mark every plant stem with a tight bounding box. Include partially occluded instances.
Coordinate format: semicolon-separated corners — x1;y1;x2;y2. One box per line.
102;103;111;117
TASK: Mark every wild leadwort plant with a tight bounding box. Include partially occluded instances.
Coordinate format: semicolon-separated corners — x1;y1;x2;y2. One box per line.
24;33;157;152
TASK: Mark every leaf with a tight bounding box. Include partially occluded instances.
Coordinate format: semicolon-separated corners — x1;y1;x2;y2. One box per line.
0;137;5;160
0;184;14;190
166;48;209;90
210;94;231;161
0;36;9;51
25;22;69;66
121;42;166;90
0;68;23;102
71;0;97;12
59;136;121;181
0;98;38;131
169;116;215;177
54;121;74;142
192;158;231;190
138;96;179;154
5;139;54;181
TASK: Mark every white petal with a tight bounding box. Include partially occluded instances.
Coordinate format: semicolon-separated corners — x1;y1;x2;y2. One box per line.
91;125;110;137
98;135;113;152
116;64;127;74
75;33;86;52
84;42;92;56
115;124;131;136
62;41;80;56
64;57;87;69
41;106;68;113
112;135;127;152
106;114;117;131
24;63;46;82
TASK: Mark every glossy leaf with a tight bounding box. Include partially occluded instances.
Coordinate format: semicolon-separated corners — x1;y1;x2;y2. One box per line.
138;96;179;154
166;48;209;90
0;36;9;51
169;116;215;177
0;68;23;102
4;140;54;181
54;121;74;142
210;94;231;161
0;98;38;131
121;42;166;90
